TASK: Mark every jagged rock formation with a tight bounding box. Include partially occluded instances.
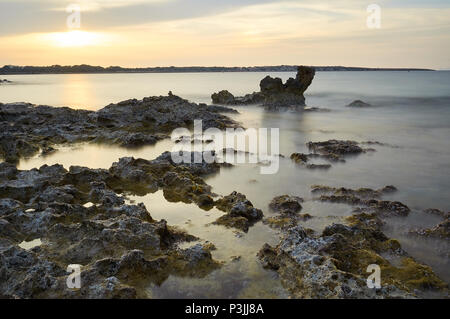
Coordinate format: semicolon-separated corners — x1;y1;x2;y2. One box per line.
269;195;303;214
213;191;264;232
211;66;315;108
0;152;234;298
0;146;272;298
0;95;238;164
263;195;309;230
258;184;448;298
258;222;448;298
0;149;268;298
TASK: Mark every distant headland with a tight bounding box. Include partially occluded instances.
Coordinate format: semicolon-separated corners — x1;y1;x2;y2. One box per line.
0;64;434;75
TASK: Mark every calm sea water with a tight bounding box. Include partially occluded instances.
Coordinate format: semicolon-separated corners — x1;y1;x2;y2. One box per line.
2;71;450;297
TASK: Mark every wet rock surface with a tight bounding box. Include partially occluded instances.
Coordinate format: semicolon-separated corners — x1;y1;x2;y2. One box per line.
306;140;370;161
211;66;315;108
290;152;332;170
409;213;450;239
310;185;410;217
0;94;238;163
269;195;304;214
423;208;450;219
255;184;447;297
258;217;448;298
0;151;233;298
213;191;264;232
264;195;311;230
290;139;378;169
2;89;448;299
311;185;398;199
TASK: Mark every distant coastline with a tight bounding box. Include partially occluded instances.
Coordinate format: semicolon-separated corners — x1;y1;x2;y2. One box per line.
0;64;434;75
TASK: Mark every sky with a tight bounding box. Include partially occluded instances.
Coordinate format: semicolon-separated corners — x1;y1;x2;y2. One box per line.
0;0;449;69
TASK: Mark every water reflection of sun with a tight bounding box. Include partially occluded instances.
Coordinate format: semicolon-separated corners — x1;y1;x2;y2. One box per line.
61;74;95;109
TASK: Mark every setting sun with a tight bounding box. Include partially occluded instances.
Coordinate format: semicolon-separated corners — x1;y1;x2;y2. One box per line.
46;30;100;47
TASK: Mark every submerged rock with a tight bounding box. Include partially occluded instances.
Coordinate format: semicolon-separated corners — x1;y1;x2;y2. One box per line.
303;106;331;113
290;139;377;169
290;153;309;164
290;139;381;170
311;185;397;199
263;216;296;230
264;195;311;229
211;66;315;108
307;140;365;160
409;217;450;239
347;100;372;107
310;185;409;217
269;195;303;214
423;208;450;219
290;153;333;170
306;163;332;169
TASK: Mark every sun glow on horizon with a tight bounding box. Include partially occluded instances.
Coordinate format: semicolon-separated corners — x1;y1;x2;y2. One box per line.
1;1;448;68
46;30;101;47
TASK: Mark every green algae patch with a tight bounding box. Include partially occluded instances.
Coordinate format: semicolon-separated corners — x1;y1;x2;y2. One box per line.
263;216;293;229
214;215;250;232
381;257;448;291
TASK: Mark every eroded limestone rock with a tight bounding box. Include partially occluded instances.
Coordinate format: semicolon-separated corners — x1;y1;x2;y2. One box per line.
258;221;448;298
310;185;409;217
0;152;231;298
213;191;264;232
0;94;238;163
409;217;449;239
269;195;303;214
211;66;315;108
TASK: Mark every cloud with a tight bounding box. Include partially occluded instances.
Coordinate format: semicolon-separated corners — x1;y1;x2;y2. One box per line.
0;0;449;68
1;0;449;36
0;0;285;35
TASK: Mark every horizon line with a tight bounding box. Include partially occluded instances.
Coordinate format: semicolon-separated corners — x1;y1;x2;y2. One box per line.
0;64;436;75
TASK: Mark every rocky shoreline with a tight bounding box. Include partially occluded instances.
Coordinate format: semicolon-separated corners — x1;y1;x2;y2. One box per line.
1;149;447;298
0;149;269;298
0;94;257;298
0;94;239;164
259;186;448;298
1;72;449;298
